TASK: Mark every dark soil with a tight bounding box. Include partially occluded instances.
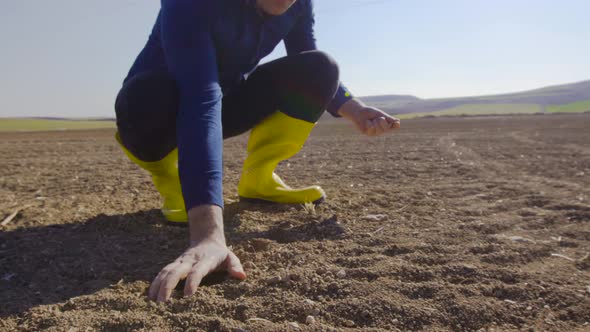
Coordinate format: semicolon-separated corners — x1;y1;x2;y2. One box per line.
1;114;589;331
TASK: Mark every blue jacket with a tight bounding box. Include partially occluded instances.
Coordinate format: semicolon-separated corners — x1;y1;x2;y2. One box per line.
124;0;354;210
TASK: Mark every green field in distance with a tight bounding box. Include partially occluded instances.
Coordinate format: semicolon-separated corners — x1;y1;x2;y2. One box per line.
396;100;590;119
547;100;590;113
3;99;590;131
0;119;116;132
396;103;541;119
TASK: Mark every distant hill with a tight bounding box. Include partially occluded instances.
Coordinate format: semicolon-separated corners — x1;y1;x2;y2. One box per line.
326;80;590;118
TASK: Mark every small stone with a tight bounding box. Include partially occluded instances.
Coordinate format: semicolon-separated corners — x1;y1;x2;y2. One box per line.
287;322;300;329
363;214;388;221
316;266;328;275
507;236;533;243
544;305;550;309
336;269;347;278
344;320;355;327
250;238;273;251
306;316;316;325
361;310;371;319
328;282;339;292
267;275;282;285
288;273;301;281
526;306;532;311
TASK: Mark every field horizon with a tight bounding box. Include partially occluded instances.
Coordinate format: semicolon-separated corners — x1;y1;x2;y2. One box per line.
2;79;590;132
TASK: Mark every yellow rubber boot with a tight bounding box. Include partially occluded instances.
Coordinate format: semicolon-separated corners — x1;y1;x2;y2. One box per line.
238;111;325;205
115;132;187;223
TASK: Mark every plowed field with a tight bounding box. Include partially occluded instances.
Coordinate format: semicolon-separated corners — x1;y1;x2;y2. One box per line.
1;114;589;331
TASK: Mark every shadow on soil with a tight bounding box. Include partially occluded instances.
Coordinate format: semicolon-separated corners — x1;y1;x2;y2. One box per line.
0;201;343;317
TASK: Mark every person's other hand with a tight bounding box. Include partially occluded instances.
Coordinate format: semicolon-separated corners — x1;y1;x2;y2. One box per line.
338;99;401;136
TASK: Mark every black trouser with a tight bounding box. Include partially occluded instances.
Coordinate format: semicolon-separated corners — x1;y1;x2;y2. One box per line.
115;50;340;162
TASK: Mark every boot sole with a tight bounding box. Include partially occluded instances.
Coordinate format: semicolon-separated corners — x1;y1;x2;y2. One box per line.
238;195;325;206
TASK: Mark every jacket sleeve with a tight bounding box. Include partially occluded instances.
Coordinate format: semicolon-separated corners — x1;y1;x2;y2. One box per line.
283;0;353;118
160;0;224;209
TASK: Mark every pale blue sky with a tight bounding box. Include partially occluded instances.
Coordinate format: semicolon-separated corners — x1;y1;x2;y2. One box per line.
1;0;588;117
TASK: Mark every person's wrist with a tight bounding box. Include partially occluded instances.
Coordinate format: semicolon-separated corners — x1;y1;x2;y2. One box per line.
337;98;365;119
187;204;225;246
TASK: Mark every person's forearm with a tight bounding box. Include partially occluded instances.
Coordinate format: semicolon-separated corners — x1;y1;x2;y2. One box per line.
188;204;225;246
337;98;365;118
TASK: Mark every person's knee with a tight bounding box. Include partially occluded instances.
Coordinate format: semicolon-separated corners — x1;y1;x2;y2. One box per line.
115;72;178;128
300;50;340;95
115;71;179;160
